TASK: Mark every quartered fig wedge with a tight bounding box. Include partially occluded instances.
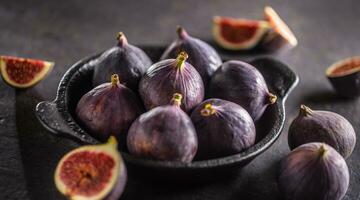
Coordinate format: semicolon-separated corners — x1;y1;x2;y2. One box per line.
0;55;54;88
212;16;270;50
54;136;127;200
326;56;360;97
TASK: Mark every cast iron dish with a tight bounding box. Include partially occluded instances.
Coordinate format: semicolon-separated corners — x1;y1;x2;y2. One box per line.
35;46;298;181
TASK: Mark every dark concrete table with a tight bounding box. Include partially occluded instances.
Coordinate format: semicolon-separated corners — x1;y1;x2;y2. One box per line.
0;0;359;199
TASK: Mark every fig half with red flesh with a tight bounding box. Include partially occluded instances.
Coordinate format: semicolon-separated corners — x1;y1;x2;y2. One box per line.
261;6;298;51
326;56;360;97
0;55;54;88
54;136;127;200
212;16;270;50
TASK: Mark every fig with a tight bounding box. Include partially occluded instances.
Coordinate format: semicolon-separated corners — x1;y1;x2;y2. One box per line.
127;93;198;162
261;6;298;51
190;98;256;159
76;74;143;145
288;105;356;159
209;60;277;121
326;56;360;97
92;32;152;90
139;51;204;112
212;16;271;50
54;136;127;200
160;26;222;85
0;55;54;88
278;143;349;200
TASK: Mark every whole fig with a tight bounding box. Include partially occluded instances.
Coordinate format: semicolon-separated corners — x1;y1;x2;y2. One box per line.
139;51;204;112
93;32;152;90
190;98;256;159
288;105;356;159
161;26;222;86
209;60;277;121
278;143;349;200
127;93;198;162
76;74;144;146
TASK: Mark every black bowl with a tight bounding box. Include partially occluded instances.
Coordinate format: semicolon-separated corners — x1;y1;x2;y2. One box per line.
35;46;298;181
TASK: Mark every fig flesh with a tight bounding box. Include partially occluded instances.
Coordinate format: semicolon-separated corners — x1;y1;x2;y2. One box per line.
212;16;271;50
190;98;256;159
278;143;349;200
326;56;360;97
92;32;152;91
127;93;198;162
209;60;277;121
139;51;204;112
0;55;54;88
161;26;222;85
54;136;127;200
289;105;356;159
76;74;144;146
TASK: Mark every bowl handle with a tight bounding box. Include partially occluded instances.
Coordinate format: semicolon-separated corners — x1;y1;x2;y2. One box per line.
35;101;98;144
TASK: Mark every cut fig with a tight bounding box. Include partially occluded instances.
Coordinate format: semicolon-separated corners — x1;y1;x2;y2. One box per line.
0;55;54;88
326;56;360;97
54;136;127;200
212;16;270;50
261;6;298;51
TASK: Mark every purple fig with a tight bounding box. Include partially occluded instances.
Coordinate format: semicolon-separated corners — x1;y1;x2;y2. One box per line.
209;60;277;121
127;93;198;162
190;98;256;159
93;32;152;91
161;26;222;86
289;105;356;159
55;136;127;200
76;74;144;146
278;143;349;200
139;51;204;112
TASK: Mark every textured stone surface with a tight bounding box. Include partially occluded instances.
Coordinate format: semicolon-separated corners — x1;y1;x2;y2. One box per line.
0;0;359;199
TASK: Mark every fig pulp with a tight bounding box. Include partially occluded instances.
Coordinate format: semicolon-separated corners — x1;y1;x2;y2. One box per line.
0;55;54;88
212;16;271;50
139;51;204;112
127;93;198;162
209;60;277;121
55;136;127;200
278;143;349;200
92;32;152;91
190;98;256;159
76;74;143;146
288;105;356;159
161;26;222;85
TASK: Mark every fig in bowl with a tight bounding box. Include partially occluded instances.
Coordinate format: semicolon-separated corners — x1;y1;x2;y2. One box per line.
190;98;256;160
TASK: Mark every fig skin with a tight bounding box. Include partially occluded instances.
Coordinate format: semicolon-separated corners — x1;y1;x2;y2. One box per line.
139;51;204;112
127;93;198;162
288;105;356;159
76;74;144;146
54;136;127;200
161;26;222;86
209;60;277;121
278;143;349;200
92;32;152;91
190;98;256;159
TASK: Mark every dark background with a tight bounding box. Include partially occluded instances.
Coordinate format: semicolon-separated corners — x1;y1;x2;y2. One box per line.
0;0;359;199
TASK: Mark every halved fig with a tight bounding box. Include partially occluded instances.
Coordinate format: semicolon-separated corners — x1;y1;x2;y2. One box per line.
54;136;127;200
261;6;298;51
212;16;270;50
0;55;54;88
326;56;360;97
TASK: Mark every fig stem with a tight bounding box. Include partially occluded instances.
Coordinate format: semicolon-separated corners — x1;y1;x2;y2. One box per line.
269;93;277;104
176;26;188;39
111;74;120;87
107;136;118;148
175;51;188;70
116;32;128;47
318;144;328;157
200;103;217;117
171;93;182;106
300;105;313;116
